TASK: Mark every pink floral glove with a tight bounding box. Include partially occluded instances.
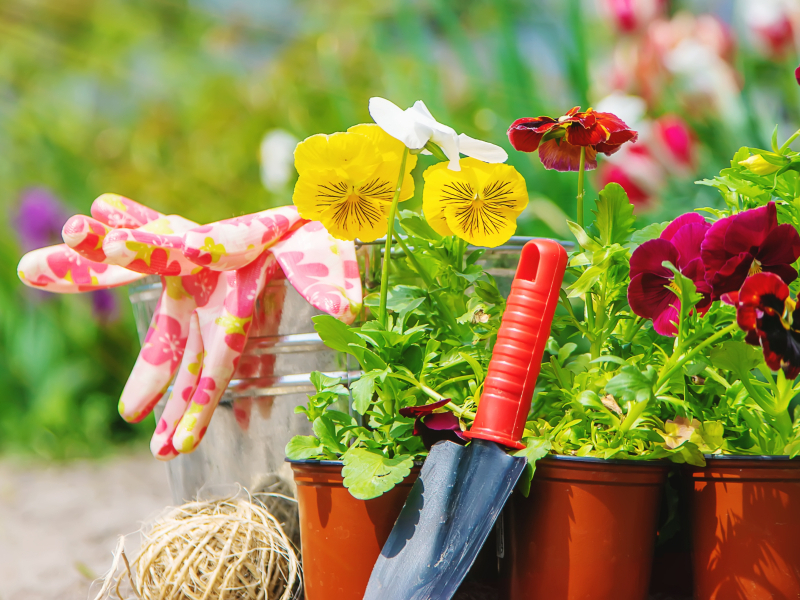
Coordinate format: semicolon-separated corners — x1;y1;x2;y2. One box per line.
17;194;364;460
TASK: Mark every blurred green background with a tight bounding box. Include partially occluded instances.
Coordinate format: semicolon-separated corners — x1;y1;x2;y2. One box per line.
1;0;798;458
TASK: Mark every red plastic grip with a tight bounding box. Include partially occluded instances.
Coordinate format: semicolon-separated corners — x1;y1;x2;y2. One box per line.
464;239;568;449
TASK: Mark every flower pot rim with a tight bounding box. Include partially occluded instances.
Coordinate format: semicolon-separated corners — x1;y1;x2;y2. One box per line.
542;453;671;466
285;457;425;467
700;453;799;462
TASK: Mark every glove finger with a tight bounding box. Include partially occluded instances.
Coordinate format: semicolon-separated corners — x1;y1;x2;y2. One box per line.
118;276;195;422
17;244;145;292
62;215;113;263
103;220;199;276
91;193;164;228
271;221;362;324
182;205;304;271
150;312;204;460
172;254;276;453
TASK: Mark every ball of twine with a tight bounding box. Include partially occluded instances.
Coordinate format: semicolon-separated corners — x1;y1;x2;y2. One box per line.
95;495;300;600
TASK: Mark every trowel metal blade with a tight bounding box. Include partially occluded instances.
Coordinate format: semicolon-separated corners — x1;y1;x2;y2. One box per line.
363;439;526;600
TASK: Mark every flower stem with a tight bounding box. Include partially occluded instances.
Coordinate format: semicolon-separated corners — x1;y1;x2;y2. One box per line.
577;146;586;229
378;147;410;329
655;323;738;393
392;232;461;332
780;128;800;153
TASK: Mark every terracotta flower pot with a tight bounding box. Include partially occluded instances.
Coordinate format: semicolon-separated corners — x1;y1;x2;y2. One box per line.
505;455;668;600
289;460;420;600
688;456;800;600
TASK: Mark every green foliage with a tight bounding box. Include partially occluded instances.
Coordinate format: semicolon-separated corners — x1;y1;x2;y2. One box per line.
287;221;506;498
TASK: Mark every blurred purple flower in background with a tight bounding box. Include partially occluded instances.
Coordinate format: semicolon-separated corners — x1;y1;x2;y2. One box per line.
13;187;68;252
91;288;119;324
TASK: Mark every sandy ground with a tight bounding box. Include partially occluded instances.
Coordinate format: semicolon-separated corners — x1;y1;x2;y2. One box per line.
0;453;172;600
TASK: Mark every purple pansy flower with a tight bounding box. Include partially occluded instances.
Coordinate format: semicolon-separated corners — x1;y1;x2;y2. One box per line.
628;212;712;336
700;202;800;299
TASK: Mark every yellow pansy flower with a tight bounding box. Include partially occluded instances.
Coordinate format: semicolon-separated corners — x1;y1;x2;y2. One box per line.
422;157;528;248
292;130;417;242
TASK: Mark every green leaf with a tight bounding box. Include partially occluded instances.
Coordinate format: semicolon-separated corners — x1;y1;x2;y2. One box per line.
424;141;448;162
313;415;346;454
772;126;780;154
399;210;443;243
285;435;324;460
662;262;702;312
341;448;414;499
386;285;427;314
514;437;551;497
351;369;383;415
310;371;345;392
567;221;602;252
593;183;636;246
710;341;761;374
630;221;668;246
606;365;657;403
313;315;364;354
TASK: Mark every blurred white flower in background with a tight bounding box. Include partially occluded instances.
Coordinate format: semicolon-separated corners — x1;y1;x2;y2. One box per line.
259;129;298;193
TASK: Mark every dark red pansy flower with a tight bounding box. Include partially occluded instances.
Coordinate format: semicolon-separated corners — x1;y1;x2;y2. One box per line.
507;107;638;172
628;212;712;336
700;203;800;299
727;272;800;379
399;398;466;449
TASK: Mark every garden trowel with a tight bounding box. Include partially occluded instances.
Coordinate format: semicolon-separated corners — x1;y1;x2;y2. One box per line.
363;238;567;600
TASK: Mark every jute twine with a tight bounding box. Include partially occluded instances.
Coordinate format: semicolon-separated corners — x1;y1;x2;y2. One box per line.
94;494;300;600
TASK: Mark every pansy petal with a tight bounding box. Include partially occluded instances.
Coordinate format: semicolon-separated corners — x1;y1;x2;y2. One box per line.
538;139;597;172
423;412;461;431
669;221;711;267
756;223;800;268
507;117;556;152
660;212;707;243
627;272;674;320
764;263;799;285
700;214;733;284
710;252;753;296
629;238;678;279
457;133;508;163
399;397;451;418
723;203;776;255
369;97;428;149
653;302;680;337
565;122;608;147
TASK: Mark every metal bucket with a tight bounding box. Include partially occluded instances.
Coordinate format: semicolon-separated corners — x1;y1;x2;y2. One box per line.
126;237;571;510
128;272;355;513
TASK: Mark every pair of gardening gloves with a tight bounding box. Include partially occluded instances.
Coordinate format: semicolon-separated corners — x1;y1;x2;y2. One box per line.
17;194;362;459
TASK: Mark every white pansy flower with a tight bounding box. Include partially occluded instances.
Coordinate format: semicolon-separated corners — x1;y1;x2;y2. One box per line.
368;97;508;171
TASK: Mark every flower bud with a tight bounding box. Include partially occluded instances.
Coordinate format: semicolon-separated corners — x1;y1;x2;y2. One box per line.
739;155;781;175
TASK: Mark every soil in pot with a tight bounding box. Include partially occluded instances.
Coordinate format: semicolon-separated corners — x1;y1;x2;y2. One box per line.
688;456;800;600
504;455;668;600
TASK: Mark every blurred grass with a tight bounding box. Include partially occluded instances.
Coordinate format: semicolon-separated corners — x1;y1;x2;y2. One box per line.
0;0;796;457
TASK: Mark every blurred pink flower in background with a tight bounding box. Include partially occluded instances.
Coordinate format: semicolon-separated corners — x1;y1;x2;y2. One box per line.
594;93;696;209
600;0;666;33
651;114;696;174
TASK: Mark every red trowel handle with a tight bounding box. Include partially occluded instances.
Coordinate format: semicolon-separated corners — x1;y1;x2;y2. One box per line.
465;239;567;450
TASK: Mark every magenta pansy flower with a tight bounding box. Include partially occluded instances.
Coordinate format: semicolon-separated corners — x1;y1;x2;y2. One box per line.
628;212;712;336
399;398;466;449
700;203;800;298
